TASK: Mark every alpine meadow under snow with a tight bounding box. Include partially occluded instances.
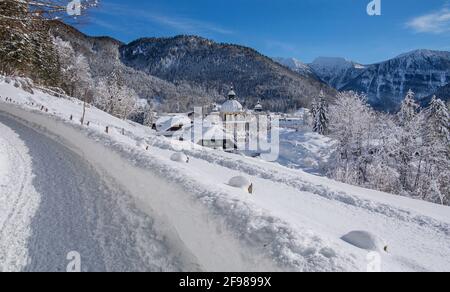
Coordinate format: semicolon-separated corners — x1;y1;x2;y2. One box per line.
0;0;449;273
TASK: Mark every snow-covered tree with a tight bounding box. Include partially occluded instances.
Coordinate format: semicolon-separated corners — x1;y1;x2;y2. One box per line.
418;96;450;204
94;71;138;120
426;96;450;142
398;89;419;126
394;91;424;193
53;37;93;100
365;114;401;194
16;0;99;20
143;102;156;127
311;90;329;135
326;90;449;205
0;0;98;85
328;91;376;185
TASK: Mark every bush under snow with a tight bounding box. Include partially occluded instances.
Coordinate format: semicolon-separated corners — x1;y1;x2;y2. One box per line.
341;231;387;252
228;176;253;194
170;152;189;163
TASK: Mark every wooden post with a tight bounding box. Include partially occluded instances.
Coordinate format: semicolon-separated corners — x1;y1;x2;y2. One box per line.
248;183;253;194
81;98;86;125
105;126;109;133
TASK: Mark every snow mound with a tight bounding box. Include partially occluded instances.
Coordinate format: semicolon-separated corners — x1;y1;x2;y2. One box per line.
170;152;189;163
228;176;253;194
341;231;387;252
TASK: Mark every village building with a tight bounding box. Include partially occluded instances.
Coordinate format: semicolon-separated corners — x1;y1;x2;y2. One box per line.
219;87;248;147
155;114;192;137
154;87;273;152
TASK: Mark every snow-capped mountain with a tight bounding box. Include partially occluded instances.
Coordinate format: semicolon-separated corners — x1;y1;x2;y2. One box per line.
341;50;450;111
309;57;366;90
273;57;314;77
279;50;450;111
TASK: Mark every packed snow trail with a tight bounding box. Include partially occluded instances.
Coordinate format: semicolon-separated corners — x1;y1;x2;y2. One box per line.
0;114;185;272
0;118;40;271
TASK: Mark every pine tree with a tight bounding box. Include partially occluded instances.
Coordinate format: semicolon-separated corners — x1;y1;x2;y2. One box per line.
0;1;98;85
312;91;329;135
394;89;423;191
419;96;450;204
398;89;419;126
426;96;450;142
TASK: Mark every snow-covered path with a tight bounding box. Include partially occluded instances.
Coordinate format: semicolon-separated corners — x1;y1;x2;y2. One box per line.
0;114;184;272
0;116;40;271
1;77;449;272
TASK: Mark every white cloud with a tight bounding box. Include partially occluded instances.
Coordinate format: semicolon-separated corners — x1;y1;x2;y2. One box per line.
97;3;233;36
144;14;233;35
406;7;450;34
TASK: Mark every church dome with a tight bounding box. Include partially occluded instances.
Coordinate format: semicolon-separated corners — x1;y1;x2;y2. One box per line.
220;99;243;113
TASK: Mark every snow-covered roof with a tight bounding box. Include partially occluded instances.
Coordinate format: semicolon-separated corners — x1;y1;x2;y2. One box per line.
204;113;222;125
202;124;234;141
156;115;192;133
220;99;243;113
228;89;236;99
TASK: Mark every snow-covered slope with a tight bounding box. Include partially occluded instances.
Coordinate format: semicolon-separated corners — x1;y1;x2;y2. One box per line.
309;57;366;90
1;77;449;272
273;57;315;77
277;128;335;174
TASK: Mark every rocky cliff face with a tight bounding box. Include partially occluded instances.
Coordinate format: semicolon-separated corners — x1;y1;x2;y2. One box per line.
304;50;450;111
340;50;450;111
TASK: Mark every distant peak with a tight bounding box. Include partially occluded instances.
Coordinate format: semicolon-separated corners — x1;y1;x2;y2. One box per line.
310;57;363;70
396;49;450;59
312;57;354;66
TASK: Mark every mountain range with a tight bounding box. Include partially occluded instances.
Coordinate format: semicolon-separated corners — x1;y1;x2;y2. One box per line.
275;50;450;111
49;21;335;113
2;14;448;113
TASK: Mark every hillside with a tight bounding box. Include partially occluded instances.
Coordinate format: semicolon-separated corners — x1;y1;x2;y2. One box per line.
1;77;449;271
120;36;335;111
50;22;335;113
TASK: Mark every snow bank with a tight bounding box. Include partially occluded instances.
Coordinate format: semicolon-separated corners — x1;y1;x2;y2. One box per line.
0;120;40;272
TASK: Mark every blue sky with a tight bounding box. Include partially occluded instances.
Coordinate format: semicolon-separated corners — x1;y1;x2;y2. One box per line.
76;0;450;64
